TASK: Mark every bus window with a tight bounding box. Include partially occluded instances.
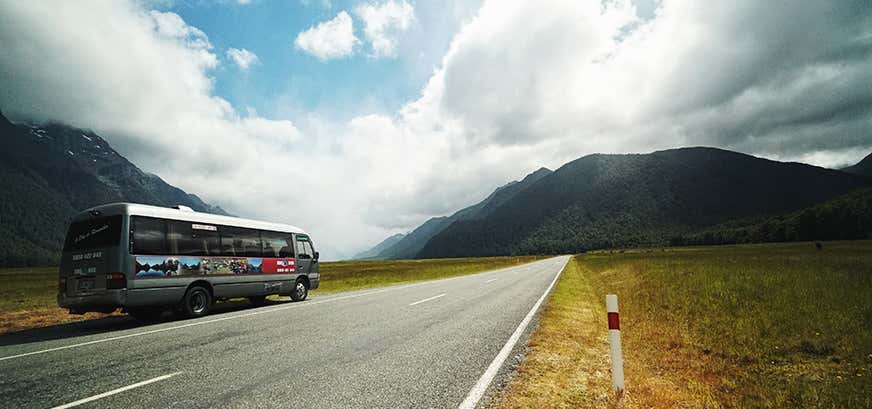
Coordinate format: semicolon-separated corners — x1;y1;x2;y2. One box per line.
167;220;219;256
262;232;293;258
296;237;311;259
221;227;262;257
131;217;166;254
64;215;123;251
219;228;238;256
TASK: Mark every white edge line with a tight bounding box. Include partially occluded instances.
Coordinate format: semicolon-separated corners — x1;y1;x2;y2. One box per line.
51;371;182;409
458;255;570;409
0;256;561;362
408;293;447;306
484;278;498;283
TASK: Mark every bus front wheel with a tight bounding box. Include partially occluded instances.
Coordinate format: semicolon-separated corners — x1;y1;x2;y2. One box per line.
290;279;308;302
180;285;212;318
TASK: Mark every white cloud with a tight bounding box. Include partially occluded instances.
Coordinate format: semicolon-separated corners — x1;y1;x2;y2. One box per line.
0;0;870;259
294;11;358;60
226;47;259;69
354;0;415;58
149;10;212;50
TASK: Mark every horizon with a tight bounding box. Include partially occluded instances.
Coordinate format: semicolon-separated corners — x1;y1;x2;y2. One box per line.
1;1;870;259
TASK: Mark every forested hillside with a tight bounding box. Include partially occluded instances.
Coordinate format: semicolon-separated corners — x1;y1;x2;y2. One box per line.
670;188;872;246
418;147;872;258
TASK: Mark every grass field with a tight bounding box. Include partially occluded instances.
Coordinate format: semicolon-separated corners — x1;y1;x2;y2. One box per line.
496;241;872;408
0;256;542;334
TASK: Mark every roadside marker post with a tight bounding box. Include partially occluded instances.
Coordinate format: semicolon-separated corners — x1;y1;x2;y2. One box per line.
606;294;625;396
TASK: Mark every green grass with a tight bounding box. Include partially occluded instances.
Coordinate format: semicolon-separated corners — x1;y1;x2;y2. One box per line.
499;241;872;408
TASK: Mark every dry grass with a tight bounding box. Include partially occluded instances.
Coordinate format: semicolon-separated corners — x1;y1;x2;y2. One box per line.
496;241;872;408
0;308;121;334
493;256;615;409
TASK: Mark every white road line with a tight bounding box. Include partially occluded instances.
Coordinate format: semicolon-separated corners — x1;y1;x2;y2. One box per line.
458;256;570;409
51;372;181;409
0;256;561;362
484;278;498;284
409;293;446;306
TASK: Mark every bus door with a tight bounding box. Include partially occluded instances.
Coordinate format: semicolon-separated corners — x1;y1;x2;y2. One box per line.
294;235;315;275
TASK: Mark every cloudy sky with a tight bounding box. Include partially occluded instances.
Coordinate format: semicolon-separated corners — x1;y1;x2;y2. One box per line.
1;0;870;259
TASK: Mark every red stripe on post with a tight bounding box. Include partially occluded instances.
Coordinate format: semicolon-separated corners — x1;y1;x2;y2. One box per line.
607;312;620;330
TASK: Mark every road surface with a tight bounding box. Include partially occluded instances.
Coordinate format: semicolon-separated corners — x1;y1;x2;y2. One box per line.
0;256;569;408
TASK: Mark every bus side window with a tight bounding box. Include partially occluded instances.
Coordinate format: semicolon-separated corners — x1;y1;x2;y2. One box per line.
222;227;262;257
279;236;293;258
295;239;310;259
132;217;166;255
167;220;218;256
220;229;238;256
262;232;292;258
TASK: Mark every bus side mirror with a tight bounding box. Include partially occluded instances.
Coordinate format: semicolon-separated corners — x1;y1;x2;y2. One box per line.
313;251;320;261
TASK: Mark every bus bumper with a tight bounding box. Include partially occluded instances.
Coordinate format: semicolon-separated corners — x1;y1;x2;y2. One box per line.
58;289;126;313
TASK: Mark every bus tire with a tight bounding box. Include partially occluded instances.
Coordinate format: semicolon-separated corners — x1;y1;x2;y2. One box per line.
249;295;267;307
290;279;308;302
180;285;212;318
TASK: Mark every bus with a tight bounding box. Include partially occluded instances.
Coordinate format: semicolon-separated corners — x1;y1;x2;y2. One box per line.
58;203;320;320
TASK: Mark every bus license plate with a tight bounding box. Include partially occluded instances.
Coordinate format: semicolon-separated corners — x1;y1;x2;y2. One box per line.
77;279;95;292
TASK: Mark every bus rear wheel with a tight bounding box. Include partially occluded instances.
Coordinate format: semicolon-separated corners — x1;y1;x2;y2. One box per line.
180;285;212;318
290;279;308;302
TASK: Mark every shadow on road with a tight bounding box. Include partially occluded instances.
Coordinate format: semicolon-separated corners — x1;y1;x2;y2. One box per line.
0;298;295;347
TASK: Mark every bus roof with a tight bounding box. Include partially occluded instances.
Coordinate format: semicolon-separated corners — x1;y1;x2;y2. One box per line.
74;202;309;235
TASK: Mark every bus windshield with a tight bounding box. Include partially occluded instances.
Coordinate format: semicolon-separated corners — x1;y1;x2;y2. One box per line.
63;215;123;251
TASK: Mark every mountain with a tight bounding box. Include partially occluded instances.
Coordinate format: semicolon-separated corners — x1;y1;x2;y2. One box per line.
842;153;872;177
370;167;552;260
671;187;872;246
418;147;872;258
0;111;228;267
352;233;405;260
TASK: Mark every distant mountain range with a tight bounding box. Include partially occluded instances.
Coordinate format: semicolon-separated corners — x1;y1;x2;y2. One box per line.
357;147;872;259
351;233;405;260
0;111;228;266
363;167;552;260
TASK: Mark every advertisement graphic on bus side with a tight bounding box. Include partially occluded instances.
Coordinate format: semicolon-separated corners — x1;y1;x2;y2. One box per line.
134;256;296;278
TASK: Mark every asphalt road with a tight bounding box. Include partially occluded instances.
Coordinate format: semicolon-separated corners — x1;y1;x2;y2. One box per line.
0;256;569;409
